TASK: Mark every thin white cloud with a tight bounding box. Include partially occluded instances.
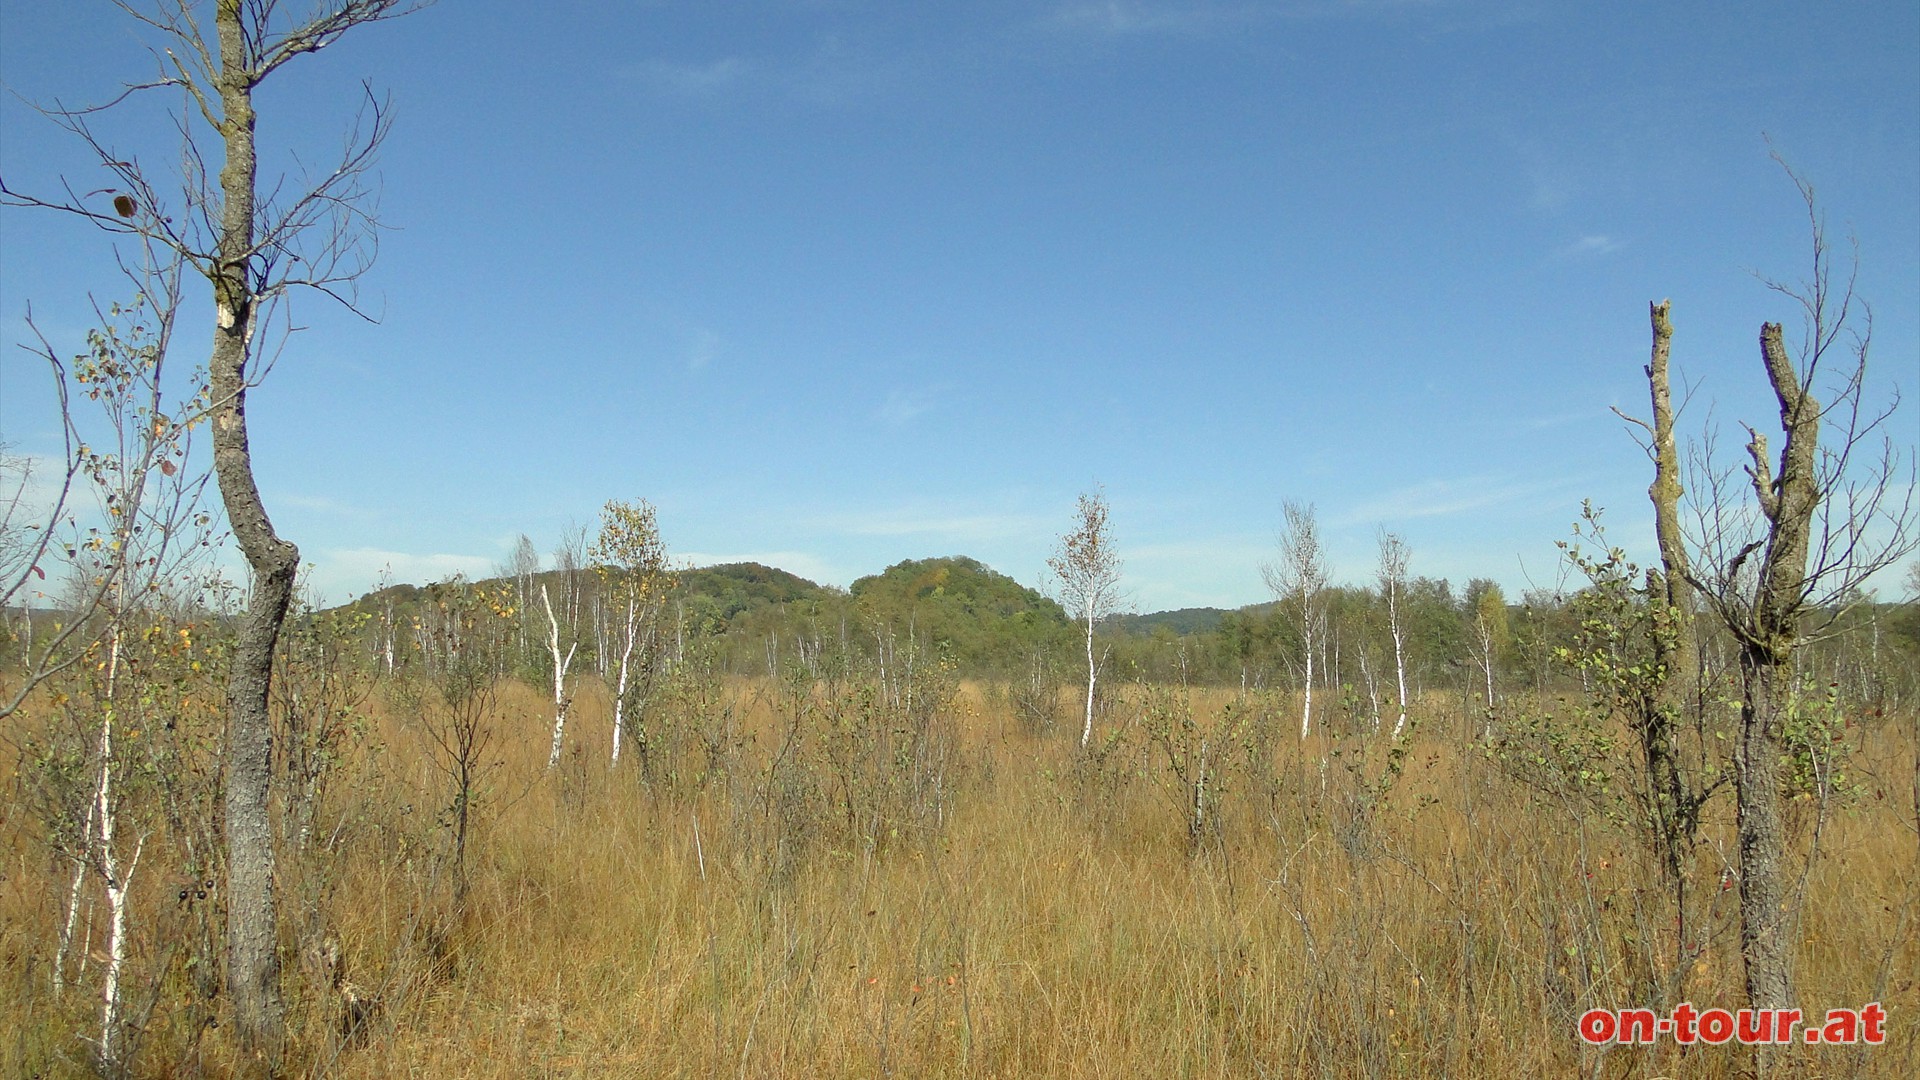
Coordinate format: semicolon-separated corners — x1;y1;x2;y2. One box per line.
1048;0;1435;35
1333;475;1572;527
687;328;720;371
816;507;1044;541
627;42;906;109
1048;0;1278;35
0;451;69;526
312;547;500;599
1523;406;1599;430
1556;234;1623;258
277;493;368;518
628;57;751;95
1126;537;1271;563
1273;0;1446;18
878;388;935;428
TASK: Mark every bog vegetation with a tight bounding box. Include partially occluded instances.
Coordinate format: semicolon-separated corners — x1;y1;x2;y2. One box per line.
3;4;1918;1079
3;525;1918;1078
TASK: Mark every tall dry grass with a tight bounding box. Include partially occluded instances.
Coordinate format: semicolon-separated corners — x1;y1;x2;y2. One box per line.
3;675;1915;1078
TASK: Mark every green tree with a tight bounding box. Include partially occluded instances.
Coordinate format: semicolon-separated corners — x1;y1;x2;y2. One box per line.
592;499;676;769
1464;579;1509;714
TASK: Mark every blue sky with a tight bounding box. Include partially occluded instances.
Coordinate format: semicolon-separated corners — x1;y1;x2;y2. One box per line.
3;1;1916;611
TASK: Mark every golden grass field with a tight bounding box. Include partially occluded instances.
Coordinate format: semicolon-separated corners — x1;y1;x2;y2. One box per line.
4;675;1916;1078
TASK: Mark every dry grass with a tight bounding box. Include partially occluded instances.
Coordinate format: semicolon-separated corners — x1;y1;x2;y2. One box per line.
4;676;1916;1078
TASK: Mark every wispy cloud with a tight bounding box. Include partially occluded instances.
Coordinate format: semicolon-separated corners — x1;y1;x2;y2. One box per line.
0;451;69;525
1273;0;1447;19
687;328;720;371
1523;406;1600;430
814;507;1044;541
1126;538;1272;563
1332;475;1572;527
878;388;936;428
312;547;500;597
1049;1;1236;35
1117;537;1278;610
1047;0;1435;35
626;57;751;96
1524;162;1572;211
624;36;918;109
277;493;368;519
1555;234;1623;259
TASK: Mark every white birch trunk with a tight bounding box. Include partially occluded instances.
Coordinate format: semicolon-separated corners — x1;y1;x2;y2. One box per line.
92;625;143;1070
1357;648;1381;733
1300;636;1314;739
1390;614;1409;741
1482;624;1496;710
1080;607;1096;748
611;594;638;767
53;799;95;995
1478;622;1497;741
542;584;578;769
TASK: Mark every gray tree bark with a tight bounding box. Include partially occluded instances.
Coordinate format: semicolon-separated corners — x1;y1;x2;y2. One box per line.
211;7;299;1064
1730;321;1820;1012
1642;300;1698;882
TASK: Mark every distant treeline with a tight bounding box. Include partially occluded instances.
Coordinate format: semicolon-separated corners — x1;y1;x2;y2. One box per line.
277;553;1920;710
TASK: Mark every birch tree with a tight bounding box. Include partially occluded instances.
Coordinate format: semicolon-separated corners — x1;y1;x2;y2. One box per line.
591;498;675;769
541;579;580;769
1266;502;1329;738
1049;487;1122;748
541;527;592;767
19;270;221;1074
1466;580;1508;714
73;320;196;1075
1376;530;1412;739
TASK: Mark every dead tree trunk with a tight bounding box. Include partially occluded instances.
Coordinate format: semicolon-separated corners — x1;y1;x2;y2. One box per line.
1642;300;1699;883
1729;321;1821;1011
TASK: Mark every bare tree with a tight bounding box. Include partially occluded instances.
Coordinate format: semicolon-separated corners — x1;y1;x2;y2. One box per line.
1266;502;1329;739
1;1;423;1065
1613;299;1718;891
1049;487;1123;748
554;522;589;627
1676;160;1917;1013
508;532;539;660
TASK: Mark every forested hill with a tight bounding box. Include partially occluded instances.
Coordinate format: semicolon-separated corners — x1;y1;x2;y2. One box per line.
845;556;1073;672
678;562;838;622
329;559;1920;690
335;555;1076;678
1103;607;1235;636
